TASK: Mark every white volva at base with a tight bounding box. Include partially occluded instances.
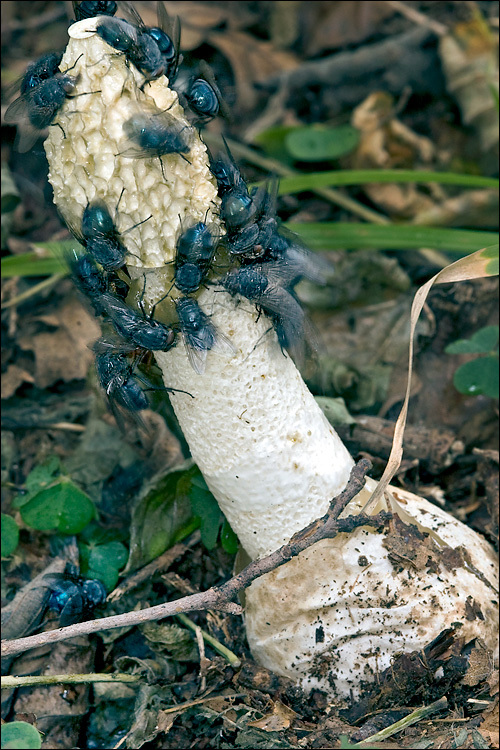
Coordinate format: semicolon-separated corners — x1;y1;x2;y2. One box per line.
245;479;499;699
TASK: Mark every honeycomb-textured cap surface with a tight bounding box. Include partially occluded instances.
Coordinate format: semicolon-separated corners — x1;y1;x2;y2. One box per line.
45;22;219;269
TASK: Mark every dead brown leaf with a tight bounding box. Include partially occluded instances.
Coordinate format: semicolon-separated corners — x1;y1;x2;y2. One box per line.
478;696;499;749
440;16;499;155
462;640;495;687
156;709;180;736
247;700;297;732
350;92;436;219
138;2;257;51
383;515;438;572
487;670;499;697
300;1;396;56
413;189;499;228
19;300;100;389
1;364;34;399
208;31;299;110
126;410;184;473
337;415;464;474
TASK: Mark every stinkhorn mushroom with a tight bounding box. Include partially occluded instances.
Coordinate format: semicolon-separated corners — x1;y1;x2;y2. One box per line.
42;15;498;701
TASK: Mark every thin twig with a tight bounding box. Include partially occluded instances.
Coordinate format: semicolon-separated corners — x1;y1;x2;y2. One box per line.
351;696;448;747
43;422;86;432
194;623;207;693
383;0;448;36
1;673;141;689
108;532;201;602
159;693;249;715
2;460;379;660
1;274;64;309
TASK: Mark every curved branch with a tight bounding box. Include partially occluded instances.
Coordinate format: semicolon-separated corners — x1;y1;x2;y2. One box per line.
2;460;381;660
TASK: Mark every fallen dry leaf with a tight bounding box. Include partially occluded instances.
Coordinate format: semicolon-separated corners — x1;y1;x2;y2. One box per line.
462;639;495;686
156;709;180;736
300;1;396;56
19;300;101;389
1;364;34;399
138;2;257;51
247;700;297;732
487;670;499;697
440;15;499;155
350;91;436;218
208;31;299;110
478;696;499;749
413;189;499;228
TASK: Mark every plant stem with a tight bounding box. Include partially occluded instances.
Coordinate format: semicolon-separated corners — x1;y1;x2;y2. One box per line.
1;673;141;689
1;274;64;307
176;612;241;667
352;696;448;747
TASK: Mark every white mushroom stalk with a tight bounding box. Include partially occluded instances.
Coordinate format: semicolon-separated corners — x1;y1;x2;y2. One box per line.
44;18;498;701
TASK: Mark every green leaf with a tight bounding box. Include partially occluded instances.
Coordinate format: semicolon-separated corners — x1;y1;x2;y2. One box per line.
1;514;19;557
183;467;233;552
253;125;298;163
1;721;42;749
315;396;356;426
283;222;498;254
24;455;61;491
453;356;499;398
13;456;62;508
480;243;500;275
79;540;128;591
19;479;95;534
124;460;195;574
285;125;360;161
220;519;239;555
274;169;499;195
189;481;222;551
445;326;499;354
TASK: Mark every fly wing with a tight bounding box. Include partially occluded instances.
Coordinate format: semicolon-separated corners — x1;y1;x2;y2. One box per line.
259;284;306;347
278;227;334;285
4;92;32;124
107;390;148;434
157;1;182;81
92;335;138;356
251;260;298;290
58;590;85;627
184;340;208;375
116;1;148;32
120;111;193;158
4;93;42;153
211;328;237;359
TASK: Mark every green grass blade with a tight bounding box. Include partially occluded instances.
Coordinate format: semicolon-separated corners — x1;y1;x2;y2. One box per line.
1;253;67;278
275;169;499;194
284;222;498;253
2;226;495;277
1;241;75;278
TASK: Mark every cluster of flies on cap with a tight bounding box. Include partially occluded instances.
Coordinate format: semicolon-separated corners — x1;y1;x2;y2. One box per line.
6;0;333;434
